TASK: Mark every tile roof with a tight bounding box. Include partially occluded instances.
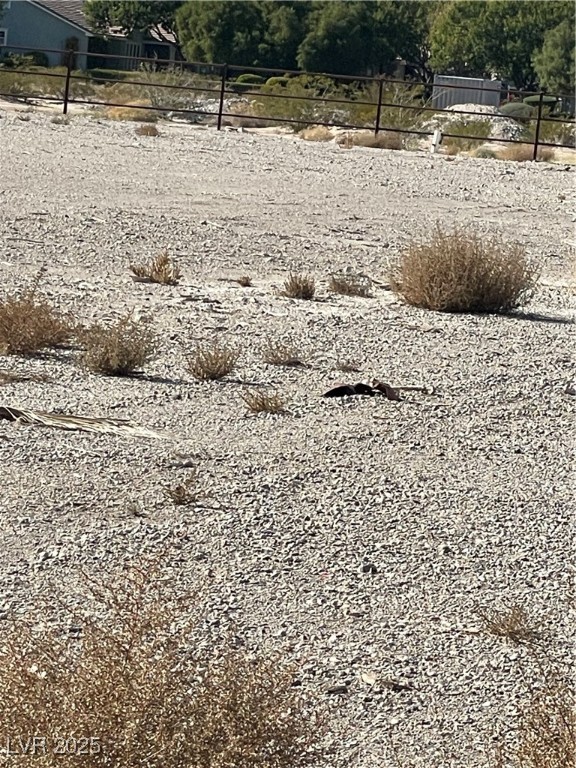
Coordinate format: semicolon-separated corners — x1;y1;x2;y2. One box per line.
32;1;91;33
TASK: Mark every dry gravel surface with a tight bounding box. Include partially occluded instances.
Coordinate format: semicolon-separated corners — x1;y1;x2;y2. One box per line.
0;110;575;767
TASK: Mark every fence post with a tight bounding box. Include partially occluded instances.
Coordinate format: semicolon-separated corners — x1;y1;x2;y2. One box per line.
62;49;73;115
217;64;228;131
374;77;384;135
532;91;544;161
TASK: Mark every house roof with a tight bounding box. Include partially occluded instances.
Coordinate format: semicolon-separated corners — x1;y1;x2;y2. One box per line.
31;1;92;34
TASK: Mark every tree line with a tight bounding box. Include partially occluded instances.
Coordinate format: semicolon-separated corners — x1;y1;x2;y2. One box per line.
84;1;575;92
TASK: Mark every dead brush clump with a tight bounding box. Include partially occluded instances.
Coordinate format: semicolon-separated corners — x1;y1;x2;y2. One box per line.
499;144;555;162
130;251;181;285
329;273;373;298
299;125;334;142
135;123;160;137
241;389;287;414
0;283;72;356
262;340;306;367
0;564;326;768
280;273;316;300
163;472;205;506
80;315;158;376
477;604;543;646
236;275;253;287
187;340;239;381
336;131;403;150
391;227;539;313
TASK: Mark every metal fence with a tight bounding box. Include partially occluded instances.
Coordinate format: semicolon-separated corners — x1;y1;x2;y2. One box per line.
1;45;574;161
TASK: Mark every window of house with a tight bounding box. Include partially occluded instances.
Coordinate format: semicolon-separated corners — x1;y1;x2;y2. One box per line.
0;29;8;47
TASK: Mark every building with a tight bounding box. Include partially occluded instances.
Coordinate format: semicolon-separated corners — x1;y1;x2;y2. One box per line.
0;0;179;70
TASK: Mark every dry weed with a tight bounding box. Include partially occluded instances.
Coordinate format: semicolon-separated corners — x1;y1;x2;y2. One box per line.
0;370;51;384
280;273;316;300
337;360;362;373
80;315;158;376
0;282;72;356
262;340;306;367
329;274;373;298
335;131;403;150
187;341;239;381
104;101;157;122
50;115;70;125
130;251;181;285
477;604;542;646
163;472;205;506
499;144;555;162
0;564;325;768
236;275;253;287
242;389;287;414
391;227;539;313
300;125;334;142
135;123;160;137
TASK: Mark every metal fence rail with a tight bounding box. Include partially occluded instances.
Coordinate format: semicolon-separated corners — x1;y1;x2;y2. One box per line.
1;45;574;160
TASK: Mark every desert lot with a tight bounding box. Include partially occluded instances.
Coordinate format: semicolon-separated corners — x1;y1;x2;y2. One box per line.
0;110;574;767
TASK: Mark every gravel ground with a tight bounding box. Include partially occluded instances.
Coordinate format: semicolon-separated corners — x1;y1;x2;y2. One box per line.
0;109;574;767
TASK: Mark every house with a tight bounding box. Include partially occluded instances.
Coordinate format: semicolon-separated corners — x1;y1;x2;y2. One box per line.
0;0;179;70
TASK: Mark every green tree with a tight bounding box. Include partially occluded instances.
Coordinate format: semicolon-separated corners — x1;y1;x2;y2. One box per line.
255;1;311;69
84;1;184;48
430;0;574;89
176;1;264;65
533;19;575;94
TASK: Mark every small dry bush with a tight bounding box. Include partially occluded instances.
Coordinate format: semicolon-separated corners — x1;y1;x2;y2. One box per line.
477;604;542;646
391;227;539;313
336;131;403;150
300;125;334;142
329;274;373;298
0;564;325;768
135;123;159;137
130;251;181;285
499;143;554;162
280;273;316;300
163;473;204;506
50;115;70;125
187;340;239;381
242;389;287;414
263;340;306;367
0;369;51;384
81;315;157;376
0;285;72;356
337;360;362;372
237;275;253;287
104;101;157;122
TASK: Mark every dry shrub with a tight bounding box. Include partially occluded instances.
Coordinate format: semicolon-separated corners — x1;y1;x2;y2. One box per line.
477;604;542;646
236;275;253;287
499;143;555;162
50;115;70;125
81;315;157;376
130;251;181;285
329;274;373;298
0;284;72;356
0;564;325;768
263;340;306;367
163;473;204;506
300;125;334;142
280;273;316;300
335;131;403;150
0;370;51;384
337;360;362;373
135;123;159;137
187;340;239;381
242;389;287;414
104;101;157;122
391;227;539;313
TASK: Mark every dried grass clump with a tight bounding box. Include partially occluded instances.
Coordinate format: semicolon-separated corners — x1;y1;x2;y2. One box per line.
329;274;373;298
104;101;157;122
262;340;306;367
280;273;316;300
336;131;403;150
236;275;253;287
135;123;160;137
0;285;72;356
130;251;181;285
163;473;205;506
50;115;70;125
187;341;239;381
242;389;287;414
391;227;539;313
0;565;325;768
477;604;542;646
499;144;555;162
300;125;334;142
81;315;158;376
